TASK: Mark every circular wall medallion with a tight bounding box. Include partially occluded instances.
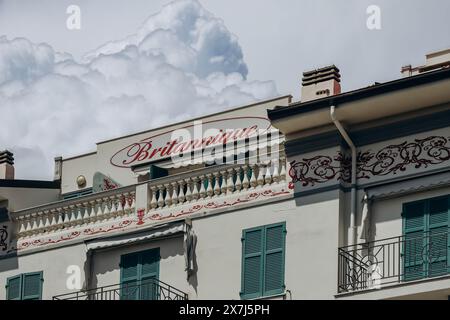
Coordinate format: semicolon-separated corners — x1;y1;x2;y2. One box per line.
76;175;86;188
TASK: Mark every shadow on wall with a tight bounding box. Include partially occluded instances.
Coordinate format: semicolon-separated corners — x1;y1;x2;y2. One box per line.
0;206;19;272
187;234;198;295
0;251;18;273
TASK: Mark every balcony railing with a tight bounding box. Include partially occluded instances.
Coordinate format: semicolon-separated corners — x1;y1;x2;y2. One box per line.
12;158;287;241
338;230;450;293
52;278;188;300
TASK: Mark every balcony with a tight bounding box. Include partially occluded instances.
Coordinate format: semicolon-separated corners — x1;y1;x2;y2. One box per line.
338;230;450;294
10;158;289;251
52;278;188;300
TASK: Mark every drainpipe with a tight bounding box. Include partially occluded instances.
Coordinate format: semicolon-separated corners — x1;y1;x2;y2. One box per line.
330;105;357;247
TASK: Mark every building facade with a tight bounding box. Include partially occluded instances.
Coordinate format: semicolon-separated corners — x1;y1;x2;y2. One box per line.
1;50;450;300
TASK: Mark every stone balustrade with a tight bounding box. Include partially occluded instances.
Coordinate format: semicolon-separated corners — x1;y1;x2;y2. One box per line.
143;159;287;213
14;186;136;238
12;158;288;240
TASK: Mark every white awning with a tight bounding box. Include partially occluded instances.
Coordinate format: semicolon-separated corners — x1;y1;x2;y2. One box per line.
85;222;185;251
366;170;450;200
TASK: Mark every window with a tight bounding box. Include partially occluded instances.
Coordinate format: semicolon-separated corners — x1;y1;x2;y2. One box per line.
62;188;93;200
403;195;450;281
149;165;168;180
6;272;43;300
240;222;286;299
120;248;160;300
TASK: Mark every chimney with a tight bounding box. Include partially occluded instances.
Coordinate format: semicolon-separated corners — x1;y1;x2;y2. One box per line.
0;150;15;180
402;48;450;77
301;65;341;102
53;156;63;181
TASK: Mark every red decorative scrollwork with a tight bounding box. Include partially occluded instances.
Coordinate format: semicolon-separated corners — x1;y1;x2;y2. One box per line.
289;136;450;187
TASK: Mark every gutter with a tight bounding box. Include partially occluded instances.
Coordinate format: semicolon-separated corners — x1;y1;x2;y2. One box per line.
268;67;450;121
330;106;357;247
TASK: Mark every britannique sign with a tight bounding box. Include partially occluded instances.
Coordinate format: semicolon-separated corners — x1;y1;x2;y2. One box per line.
110;117;272;168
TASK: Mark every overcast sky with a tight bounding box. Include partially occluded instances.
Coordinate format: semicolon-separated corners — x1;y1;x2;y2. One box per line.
1;0;449;180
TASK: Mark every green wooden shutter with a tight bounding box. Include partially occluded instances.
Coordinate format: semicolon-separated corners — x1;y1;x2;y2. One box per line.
22;272;43;300
139;248;160;300
263;224;286;296
241;227;263;299
120;253;139;300
6;275;22;300
403;201;426;281
427;196;449;277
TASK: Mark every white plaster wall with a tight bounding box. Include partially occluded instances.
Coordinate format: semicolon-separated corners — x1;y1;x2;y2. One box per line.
370;186;450;241
61;153;97;195
0;243;87;300
192;193;341;300
0;187;60;211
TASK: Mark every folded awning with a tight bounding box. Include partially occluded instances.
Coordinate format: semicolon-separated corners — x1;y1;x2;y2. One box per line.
85;222;185;251
366;170;450;200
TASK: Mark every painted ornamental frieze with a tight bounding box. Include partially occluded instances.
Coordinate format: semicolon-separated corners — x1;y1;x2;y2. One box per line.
289;135;450;188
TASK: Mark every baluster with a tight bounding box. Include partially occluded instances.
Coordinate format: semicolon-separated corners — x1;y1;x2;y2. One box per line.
206;174;214;198
29;213;37;235
193;177;201;200
119;194;126;217
157;185;165;208
42;210;51;232
199;176;207;199
235;167;243;193
34;212;43;233
111;195;119;219
69;205;78;226
121;194;127;218
24;215;32;237
214;173;221;197
265;165;272;185
227;168;235;194
280;159;286;181
171;182;179;206
129;192;136;213
150;186;158;210
185;179;193;202
220;171;227;195
18;216;26;235
76;203;85;224
257;164;265;187
242;165;250;190
61;206;69;227
164;184;172;207
272;163;280;184
102;198;111;221
178;180;186;204
55;208;63;229
250;164;258;189
82;202;91;223
95;199;104;221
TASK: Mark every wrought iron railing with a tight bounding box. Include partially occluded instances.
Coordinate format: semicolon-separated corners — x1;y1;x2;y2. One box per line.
52;278;188;300
338;230;450;293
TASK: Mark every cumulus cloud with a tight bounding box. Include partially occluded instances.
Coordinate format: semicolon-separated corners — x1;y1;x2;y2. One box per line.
0;0;278;180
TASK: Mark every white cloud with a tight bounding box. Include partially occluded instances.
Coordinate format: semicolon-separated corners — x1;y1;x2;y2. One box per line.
0;0;278;181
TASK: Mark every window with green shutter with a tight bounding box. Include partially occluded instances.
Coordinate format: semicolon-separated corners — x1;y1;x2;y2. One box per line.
403;195;450;281
6;271;43;300
120;248;160;300
241;222;286;299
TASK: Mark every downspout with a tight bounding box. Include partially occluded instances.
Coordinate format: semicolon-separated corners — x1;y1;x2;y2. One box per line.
330;105;357;247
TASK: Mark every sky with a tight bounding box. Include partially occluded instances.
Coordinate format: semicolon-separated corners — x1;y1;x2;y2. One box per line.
1;0;449;180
